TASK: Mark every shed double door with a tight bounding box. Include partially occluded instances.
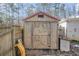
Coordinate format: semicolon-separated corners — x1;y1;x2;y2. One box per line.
32;22;51;49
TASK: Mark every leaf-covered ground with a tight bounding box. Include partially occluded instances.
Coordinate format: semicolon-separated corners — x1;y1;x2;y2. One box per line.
26;41;79;56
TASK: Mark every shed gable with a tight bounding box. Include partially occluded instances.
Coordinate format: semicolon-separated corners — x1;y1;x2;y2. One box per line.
24;12;59;22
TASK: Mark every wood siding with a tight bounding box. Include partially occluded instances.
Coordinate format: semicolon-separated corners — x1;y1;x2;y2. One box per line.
24;14;59;49
0;25;22;56
0;31;13;56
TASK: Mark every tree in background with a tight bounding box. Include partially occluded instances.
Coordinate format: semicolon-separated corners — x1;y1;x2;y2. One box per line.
0;3;78;23
7;3;20;23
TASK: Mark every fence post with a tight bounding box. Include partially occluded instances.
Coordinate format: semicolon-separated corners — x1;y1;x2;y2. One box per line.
11;25;15;56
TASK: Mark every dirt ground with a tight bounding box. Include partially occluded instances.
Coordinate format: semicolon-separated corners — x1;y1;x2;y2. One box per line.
26;42;79;56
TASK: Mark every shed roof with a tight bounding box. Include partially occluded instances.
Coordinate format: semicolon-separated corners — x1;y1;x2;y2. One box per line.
23;11;59;21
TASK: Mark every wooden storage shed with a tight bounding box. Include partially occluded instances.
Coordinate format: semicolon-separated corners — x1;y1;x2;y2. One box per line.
24;12;59;49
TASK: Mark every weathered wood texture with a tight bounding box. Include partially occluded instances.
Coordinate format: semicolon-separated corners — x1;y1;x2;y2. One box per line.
13;26;22;39
26;49;50;56
50;23;58;49
0;25;22;56
24;13;59;49
0;30;13;56
24;22;32;49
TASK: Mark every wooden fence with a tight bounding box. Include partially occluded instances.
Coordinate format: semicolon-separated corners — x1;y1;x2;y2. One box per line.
0;25;22;56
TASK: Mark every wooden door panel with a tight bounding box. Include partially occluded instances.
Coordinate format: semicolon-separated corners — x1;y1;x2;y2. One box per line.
32;22;50;49
33;36;49;49
33;22;50;35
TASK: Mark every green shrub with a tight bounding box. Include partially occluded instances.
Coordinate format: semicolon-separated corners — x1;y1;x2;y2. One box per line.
71;40;79;44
